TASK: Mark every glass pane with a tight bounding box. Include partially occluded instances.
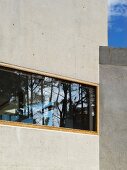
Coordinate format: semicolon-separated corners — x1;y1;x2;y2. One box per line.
0;67;97;131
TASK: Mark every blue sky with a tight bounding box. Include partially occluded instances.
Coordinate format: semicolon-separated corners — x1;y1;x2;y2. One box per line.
108;0;127;47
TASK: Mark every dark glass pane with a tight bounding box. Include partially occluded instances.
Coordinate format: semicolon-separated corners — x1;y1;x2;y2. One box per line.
0;67;97;131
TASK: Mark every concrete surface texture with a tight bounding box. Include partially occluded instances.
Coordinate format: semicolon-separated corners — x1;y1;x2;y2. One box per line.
100;46;127;66
99;47;127;170
0;1;108;169
0;125;99;170
0;0;107;84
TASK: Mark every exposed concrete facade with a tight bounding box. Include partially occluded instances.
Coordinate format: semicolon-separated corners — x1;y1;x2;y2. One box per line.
99;47;127;170
0;0;107;83
0;1;108;169
100;46;127;66
0;125;99;170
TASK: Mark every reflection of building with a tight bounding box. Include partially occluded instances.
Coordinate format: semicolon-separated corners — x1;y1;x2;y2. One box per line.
0;1;107;170
0;71;98;167
0;67;97;130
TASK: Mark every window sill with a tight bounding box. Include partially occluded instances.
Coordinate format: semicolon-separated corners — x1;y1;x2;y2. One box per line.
0;120;98;135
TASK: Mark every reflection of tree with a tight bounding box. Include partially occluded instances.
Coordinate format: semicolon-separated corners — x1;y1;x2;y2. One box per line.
26;76;29;117
0;70;18;101
0;68;96;131
0;70;26;109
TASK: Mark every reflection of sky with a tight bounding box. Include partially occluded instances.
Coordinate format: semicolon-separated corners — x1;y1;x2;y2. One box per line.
2;102;54;126
2;81;90;127
24;84;82;126
24;84;87;126
25;102;54;126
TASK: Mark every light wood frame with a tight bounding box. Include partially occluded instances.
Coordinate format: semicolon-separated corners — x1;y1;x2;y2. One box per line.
0;62;99;135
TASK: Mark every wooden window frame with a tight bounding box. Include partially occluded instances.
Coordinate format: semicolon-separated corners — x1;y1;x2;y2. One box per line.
0;62;99;135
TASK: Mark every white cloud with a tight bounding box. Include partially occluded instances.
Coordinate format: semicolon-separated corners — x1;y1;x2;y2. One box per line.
108;0;127;31
108;0;127;17
108;0;127;6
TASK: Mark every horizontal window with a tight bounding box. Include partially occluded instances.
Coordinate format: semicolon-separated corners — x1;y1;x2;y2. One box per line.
0;66;97;132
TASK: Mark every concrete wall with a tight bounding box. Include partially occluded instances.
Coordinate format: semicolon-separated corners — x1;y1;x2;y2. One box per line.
0;0;107;83
0;125;99;170
0;1;108;169
100;46;127;66
100;47;127;170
